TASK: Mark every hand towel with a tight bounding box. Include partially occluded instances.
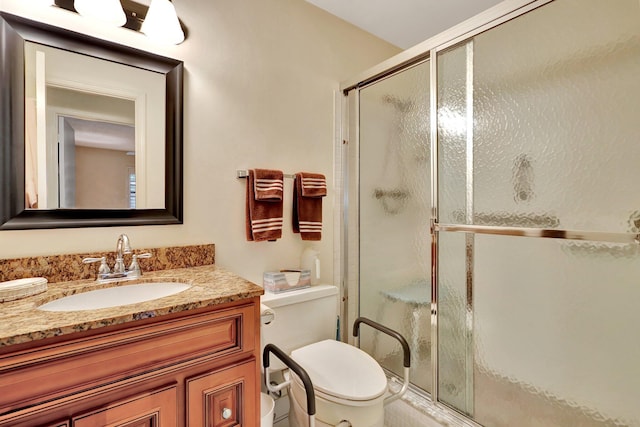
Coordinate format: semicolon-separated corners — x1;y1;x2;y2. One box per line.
301;173;327;197
246;169;283;241
254;169;284;201
293;172;326;241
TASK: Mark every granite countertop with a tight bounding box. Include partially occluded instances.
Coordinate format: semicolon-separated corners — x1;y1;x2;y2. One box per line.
0;265;263;348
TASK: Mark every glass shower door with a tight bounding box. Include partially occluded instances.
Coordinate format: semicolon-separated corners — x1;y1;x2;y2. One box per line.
356;61;431;392
437;0;640;425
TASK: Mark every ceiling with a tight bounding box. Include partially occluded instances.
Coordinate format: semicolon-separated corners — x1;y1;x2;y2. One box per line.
65;117;135;152
305;0;504;49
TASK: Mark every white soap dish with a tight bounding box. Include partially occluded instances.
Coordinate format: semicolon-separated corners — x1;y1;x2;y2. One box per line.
0;277;48;302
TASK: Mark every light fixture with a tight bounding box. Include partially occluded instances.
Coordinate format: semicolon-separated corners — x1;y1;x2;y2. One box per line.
140;0;185;45
73;0;127;27
51;0;186;45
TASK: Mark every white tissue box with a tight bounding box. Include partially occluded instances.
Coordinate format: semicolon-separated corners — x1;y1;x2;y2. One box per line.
263;270;311;293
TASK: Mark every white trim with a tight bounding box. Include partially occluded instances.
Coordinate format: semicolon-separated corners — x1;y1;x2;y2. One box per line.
35;50;49;209
134;93;148;209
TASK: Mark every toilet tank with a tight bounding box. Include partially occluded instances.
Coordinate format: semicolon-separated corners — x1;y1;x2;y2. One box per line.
261;285;338;362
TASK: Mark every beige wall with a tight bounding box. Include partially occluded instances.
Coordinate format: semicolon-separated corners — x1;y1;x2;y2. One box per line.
0;0;399;285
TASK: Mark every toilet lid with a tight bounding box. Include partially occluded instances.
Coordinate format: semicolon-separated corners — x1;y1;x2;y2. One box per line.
290;339;387;401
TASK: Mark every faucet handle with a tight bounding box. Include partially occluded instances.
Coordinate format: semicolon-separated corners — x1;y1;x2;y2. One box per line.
113;257;126;274
128;253;152;276
82;257;111;275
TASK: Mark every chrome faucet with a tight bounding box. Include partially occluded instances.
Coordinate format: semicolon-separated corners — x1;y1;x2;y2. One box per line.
114;234;132;274
83;234;152;283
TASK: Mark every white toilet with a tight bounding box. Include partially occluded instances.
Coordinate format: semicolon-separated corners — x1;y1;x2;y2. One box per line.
261;285;394;427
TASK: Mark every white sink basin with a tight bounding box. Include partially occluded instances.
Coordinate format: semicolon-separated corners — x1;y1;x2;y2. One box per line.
38;282;191;312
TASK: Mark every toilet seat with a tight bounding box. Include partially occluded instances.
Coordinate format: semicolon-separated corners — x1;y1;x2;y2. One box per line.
290;339;387;405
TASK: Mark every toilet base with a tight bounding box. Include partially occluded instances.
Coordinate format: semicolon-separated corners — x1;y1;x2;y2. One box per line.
289;379;384;427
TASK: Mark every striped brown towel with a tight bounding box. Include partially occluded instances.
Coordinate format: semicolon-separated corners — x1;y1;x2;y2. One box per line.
254;169;283;200
293;172;326;241
246;169;283;241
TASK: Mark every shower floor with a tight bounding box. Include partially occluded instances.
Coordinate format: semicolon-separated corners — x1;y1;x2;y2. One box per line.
273;402;448;427
385;398;450;427
272;377;457;427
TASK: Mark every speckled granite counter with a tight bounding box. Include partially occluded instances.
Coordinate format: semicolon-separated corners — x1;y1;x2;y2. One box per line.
0;265;263;348
0;244;216;283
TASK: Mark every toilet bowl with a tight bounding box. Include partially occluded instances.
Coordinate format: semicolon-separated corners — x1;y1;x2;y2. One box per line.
288;339;387;427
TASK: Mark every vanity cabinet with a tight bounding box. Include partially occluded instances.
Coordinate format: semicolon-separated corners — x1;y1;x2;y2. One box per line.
72;385;178;427
186;360;257;427
0;298;261;427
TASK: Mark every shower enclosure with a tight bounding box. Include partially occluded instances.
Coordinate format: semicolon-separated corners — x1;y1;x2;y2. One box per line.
339;1;640;426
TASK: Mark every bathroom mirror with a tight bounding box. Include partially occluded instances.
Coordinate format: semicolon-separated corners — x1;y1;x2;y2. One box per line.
24;41;166;211
0;12;183;230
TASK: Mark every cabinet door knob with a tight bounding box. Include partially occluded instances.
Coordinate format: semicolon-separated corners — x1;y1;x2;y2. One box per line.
222;407;232;420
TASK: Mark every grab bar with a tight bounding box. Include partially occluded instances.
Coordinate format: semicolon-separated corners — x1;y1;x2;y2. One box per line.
353;317;411;404
263;343;316;427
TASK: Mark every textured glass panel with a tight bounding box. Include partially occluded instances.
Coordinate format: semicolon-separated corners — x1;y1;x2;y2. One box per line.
440;0;640;233
437;44;469;224
437;231;471;414
435;1;640;424
474;234;640;427
358;61;431;392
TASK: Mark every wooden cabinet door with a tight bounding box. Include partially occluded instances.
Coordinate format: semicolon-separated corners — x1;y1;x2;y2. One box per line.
72;385;177;427
187;360;258;427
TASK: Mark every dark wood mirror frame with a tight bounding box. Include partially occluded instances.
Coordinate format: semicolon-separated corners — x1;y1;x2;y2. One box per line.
0;12;183;230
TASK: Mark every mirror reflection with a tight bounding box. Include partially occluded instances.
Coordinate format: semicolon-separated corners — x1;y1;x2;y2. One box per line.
24;41;166;211
57;114;136;209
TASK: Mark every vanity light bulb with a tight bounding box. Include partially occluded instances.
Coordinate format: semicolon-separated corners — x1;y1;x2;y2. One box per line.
141;0;185;45
74;0;127;27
